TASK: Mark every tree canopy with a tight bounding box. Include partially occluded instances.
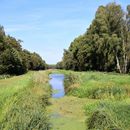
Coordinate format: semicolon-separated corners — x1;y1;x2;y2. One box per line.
62;3;130;73
0;26;46;75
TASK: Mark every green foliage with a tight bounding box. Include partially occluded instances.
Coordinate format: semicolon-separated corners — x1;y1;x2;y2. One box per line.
0;26;5;43
5;35;22;51
56;61;63;69
0;48;26;75
30;52;46;70
0;25;46;75
62;3;130;73
0;65;7;74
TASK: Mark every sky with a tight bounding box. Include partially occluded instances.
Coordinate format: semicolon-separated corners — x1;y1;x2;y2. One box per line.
0;0;129;64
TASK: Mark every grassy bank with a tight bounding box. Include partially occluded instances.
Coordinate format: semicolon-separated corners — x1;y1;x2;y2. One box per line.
54;70;130;130
63;71;130;99
0;71;51;130
1;70;130;130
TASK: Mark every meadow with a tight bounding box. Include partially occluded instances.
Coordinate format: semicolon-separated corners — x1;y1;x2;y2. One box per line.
60;70;130;130
0;71;51;130
0;70;130;130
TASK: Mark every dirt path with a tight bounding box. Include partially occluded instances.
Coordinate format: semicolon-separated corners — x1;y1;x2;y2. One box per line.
47;96;88;130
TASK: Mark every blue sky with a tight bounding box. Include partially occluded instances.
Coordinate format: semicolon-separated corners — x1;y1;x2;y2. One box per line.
0;0;129;64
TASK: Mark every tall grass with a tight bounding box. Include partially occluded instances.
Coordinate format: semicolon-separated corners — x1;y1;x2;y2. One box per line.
0;71;51;130
57;70;130;130
85;99;130;130
64;72;78;94
63;71;130;99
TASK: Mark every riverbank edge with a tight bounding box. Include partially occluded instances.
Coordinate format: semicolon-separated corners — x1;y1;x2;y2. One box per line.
0;71;51;129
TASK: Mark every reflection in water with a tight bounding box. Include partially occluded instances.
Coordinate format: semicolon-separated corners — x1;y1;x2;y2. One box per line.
49;74;65;98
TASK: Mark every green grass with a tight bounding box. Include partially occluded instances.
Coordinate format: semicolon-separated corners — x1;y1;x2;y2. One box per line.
60;70;130;99
0;71;51;130
47;96;88;130
0;72;32;119
52;70;130;130
1;70;130;130
85;99;130;130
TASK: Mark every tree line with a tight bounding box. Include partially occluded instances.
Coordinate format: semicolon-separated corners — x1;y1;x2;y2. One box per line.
0;26;46;75
59;3;130;73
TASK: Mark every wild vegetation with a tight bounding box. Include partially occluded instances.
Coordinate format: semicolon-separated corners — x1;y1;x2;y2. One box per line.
64;71;130;99
0;26;46;75
58;70;130;130
59;3;130;74
85;99;130;130
1;69;130;130
57;3;130;129
0;71;51;130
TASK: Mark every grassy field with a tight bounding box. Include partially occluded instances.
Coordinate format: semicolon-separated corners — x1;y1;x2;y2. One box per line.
57;70;130;130
0;70;130;130
62;71;130;99
0;71;51;130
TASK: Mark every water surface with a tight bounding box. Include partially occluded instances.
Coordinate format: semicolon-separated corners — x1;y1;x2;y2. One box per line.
49;74;65;98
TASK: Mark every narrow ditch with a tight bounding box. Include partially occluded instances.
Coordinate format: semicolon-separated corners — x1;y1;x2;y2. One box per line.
49;73;65;98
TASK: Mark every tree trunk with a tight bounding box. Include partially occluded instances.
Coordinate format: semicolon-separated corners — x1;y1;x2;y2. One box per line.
123;54;128;73
122;39;128;73
116;55;122;73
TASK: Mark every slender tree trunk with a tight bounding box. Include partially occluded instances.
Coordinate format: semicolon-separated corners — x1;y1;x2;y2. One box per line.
122;39;128;73
124;55;128;73
116;55;122;73
123;53;128;73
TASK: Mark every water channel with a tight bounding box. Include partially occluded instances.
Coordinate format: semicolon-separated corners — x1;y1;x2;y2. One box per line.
49;74;65;98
